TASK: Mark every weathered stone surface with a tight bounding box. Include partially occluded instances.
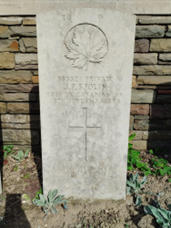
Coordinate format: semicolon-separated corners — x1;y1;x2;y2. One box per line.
130;104;149;115
150;39;171;52
156;95;171;103
0;129;39;145
0;103;7;113
132;76;136;88
131;89;156;103
0;26;11;38
7;103;40;114
150;104;171;119
166;25;171;37
23;17;36;25
1;114;40;129
134;39;149;53
32;76;39;83
134;119;149;130
32;70;38;76
0;40;18;52
134;115;149;120
37;9;136;199
15;65;38;70
137;85;157;89
129;115;134;130
129;131;143;140
19;38;37;52
10;26;36;36
134;53;157;65
15;53;38;65
136;25;165;38
134;65;171;75
159;53;171;62
0;93;36;102
137;76;171;85
0;70;32;83
0;17;23;25
131;140;147;150
0;84;39;93
138;16;171;24
0;53;15;69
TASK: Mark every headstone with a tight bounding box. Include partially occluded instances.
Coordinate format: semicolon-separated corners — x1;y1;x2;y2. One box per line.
37;9;136;200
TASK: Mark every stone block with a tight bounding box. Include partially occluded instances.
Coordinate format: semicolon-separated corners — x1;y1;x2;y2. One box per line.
0;70;32;83
150;104;171;119
0;40;18;52
136;25;165;38
1;114;28;123
131;140;147;150
129;115;134;130
0;26;12;38
23;17;36;25
32;70;38;76
131;89;156;103
134;115;149;120
137;76;171;85
146;131;171;140
0;53;15;69
159;53;171;62
138;16;171;24
32;76;39;83
130;104;149;115
134;39;149;53
166;25;171;37
0;17;23;25
0;129;39;145
132;76;137;88
15;53;38;65
0;103;7;113
7;102;40;114
150;39;171;52
134;53;158;65
10;26;36;36
15;65;38;70
134;65;171;75
2;93;36;102
0;84;39;93
129;130;143;140
134;119;149;130
19;38;37;52
156;95;171;103
158;90;171;94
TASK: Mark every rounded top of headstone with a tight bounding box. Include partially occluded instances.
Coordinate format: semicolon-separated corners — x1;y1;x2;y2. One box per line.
64;23;108;71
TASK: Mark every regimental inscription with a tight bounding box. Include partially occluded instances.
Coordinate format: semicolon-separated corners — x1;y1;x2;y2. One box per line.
69;108;101;161
64;24;108;71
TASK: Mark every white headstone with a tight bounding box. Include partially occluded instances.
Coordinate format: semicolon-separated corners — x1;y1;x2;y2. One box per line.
37;9;136;200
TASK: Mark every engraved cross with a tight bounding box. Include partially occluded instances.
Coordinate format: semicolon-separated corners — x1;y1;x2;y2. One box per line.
69;108;101;161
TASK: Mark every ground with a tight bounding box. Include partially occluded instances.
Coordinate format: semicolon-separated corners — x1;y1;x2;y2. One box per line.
0;150;171;228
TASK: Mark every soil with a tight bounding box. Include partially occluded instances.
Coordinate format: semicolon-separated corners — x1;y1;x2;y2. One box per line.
0;150;171;228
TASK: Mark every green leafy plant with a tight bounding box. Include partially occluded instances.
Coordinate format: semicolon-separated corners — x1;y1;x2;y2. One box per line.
127;173;148;207
3;145;13;159
144;202;171;228
128;134;152;176
33;189;68;219
152;157;171;176
24;174;30;180
11;149;30;162
13;166;18;172
34;187;43;200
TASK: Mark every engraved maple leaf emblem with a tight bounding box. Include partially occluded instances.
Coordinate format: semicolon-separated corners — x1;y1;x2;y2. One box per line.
64;24;108;70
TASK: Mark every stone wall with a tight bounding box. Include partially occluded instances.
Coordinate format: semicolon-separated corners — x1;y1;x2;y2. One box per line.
0;15;171;154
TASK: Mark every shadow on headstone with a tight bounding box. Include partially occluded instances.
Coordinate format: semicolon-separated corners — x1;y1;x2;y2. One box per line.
3;194;31;227
29;86;42;189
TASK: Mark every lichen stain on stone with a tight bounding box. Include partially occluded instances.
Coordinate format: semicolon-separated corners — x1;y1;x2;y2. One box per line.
9;41;18;51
